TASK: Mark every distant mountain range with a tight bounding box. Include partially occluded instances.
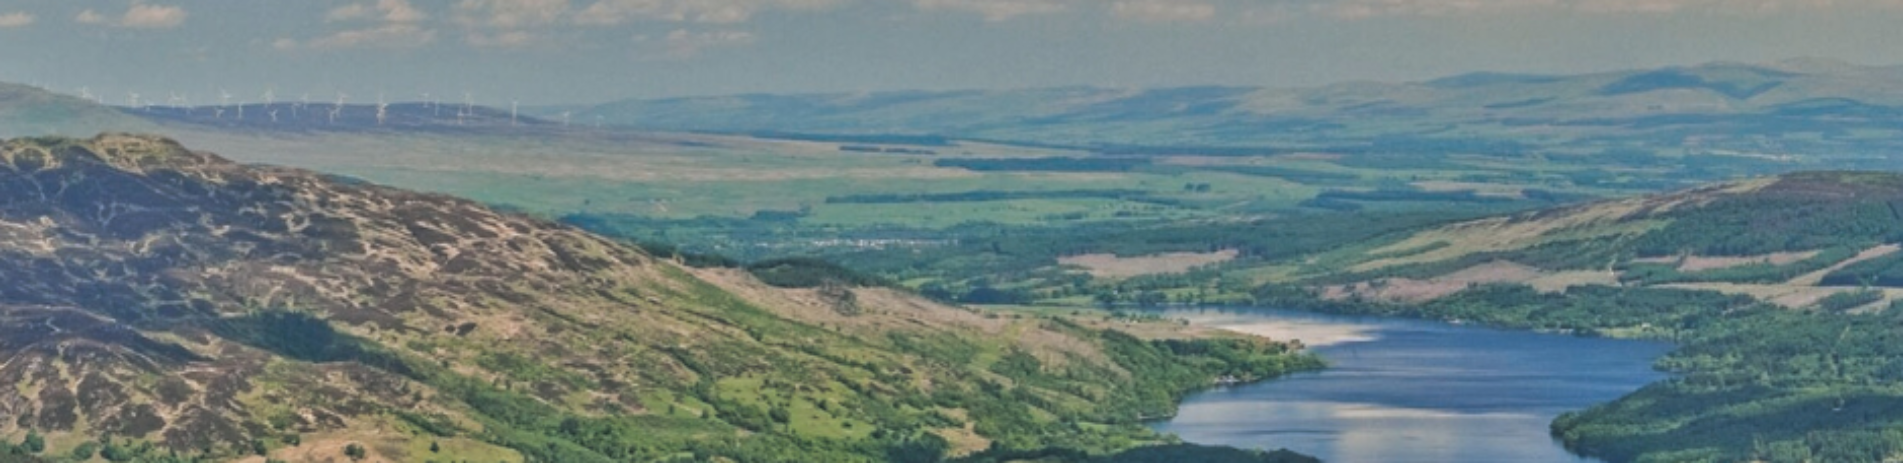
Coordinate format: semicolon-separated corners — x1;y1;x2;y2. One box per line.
11;59;1903;159
570;58;1903;153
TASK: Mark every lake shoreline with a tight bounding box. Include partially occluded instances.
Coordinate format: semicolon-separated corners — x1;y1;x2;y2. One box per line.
1150;307;1670;463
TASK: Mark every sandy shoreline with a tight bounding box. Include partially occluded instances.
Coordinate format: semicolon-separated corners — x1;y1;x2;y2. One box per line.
1171;313;1380;347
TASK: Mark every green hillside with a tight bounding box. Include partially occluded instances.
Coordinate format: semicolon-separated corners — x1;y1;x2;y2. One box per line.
1254;171;1903;462
0;134;1319;463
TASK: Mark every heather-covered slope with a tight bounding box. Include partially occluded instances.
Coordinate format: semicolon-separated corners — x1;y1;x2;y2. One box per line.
0;134;1318;463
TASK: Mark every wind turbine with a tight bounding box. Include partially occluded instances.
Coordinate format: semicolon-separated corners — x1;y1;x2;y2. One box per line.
511;100;519;126
78;86;94;103
459;92;474;125
293;92;310;118
259;88;274;120
375;93;388;125
212;89;230;118
330;92;349;124
560;111;571;127
268;108;278;123
167;92;191;116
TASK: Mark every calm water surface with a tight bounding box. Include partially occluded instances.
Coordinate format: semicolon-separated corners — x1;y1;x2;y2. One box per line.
1150;308;1672;463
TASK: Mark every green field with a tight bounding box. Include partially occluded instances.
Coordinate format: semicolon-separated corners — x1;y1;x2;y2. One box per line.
149;121;1834;310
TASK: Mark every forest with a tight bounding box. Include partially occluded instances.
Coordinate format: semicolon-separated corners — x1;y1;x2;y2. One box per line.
193;311;1319;463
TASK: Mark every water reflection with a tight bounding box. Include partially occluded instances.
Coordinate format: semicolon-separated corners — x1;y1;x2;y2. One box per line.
1151;308;1671;463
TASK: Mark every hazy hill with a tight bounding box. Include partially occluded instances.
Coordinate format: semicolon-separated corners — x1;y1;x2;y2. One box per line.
0;83;155;139
0;134;1318;463
0;81;556;138
576;59;1903;152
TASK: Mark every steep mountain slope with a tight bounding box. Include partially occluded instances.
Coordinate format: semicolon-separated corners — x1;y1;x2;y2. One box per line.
0;134;1318;463
1255;171;1903;462
577;59;1903;152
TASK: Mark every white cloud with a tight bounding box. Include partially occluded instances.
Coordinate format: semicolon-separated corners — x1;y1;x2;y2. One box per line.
454;0;571;28
327;3;372;21
294;0;434;50
1306;0;1903;18
331;0;427;22
914;0;1068;21
1111;0;1216;22
121;3;188;28
1570;0;1886;14
1321;0;1558;18
74;9;108;25
663;28;755;56
467;30;539;47
380;0;430;22
76;3;188;28
449;0;569;46
1573;0;1701;12
1236;4;1297;23
291;24;437;49
0;12;33;28
573;0;842;25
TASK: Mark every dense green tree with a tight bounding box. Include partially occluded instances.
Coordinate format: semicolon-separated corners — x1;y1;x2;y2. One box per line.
69;441;97;460
19;431;41;454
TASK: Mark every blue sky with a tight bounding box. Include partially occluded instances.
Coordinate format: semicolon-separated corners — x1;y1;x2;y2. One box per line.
0;0;1899;104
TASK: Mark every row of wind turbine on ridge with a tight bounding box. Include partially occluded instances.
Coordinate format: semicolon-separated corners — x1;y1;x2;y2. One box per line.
69;86;594;127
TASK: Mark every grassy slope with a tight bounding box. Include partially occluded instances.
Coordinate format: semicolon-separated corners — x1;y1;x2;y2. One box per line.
0;134;1320;463
1258;171;1903;462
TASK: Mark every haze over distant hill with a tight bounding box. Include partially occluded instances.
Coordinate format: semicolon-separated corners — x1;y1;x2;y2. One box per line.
572;59;1903;154
0;83;156;139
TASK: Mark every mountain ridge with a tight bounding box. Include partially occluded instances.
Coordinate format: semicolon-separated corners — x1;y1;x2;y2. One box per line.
566;59;1903;150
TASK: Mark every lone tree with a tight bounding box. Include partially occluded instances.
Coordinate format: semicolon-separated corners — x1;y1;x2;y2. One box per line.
22;429;44;453
344;443;367;461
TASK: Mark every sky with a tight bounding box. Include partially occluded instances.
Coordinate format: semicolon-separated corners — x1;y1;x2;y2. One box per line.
0;0;1900;104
